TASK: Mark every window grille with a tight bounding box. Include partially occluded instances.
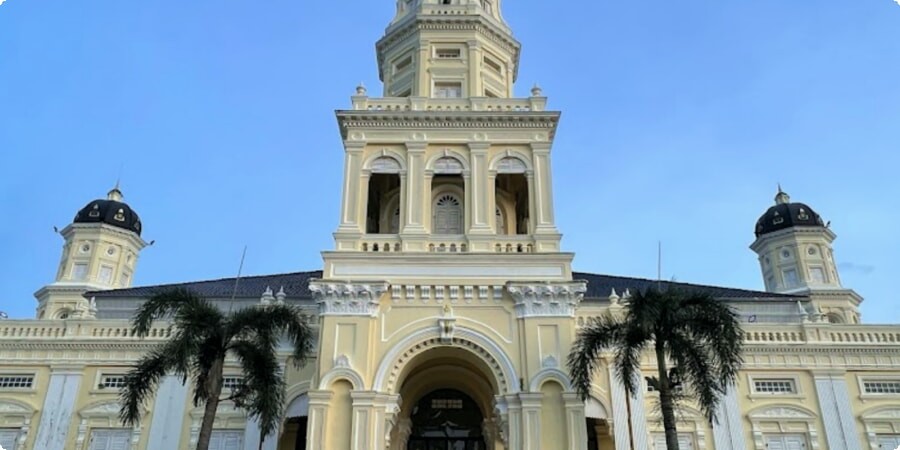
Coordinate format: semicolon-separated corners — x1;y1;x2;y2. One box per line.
222;377;244;391
100;375;127;389
0;376;34;389
863;380;900;394
753;379;797;394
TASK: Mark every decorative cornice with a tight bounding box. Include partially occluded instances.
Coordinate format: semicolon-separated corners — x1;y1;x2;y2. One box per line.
337;112;560;139
309;281;389;317
507;281;587;318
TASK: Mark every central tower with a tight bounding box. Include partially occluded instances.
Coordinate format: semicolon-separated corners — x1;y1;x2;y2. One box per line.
332;0;562;256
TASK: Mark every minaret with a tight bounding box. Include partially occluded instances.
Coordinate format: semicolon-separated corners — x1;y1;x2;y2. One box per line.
750;187;862;323
34;185;147;320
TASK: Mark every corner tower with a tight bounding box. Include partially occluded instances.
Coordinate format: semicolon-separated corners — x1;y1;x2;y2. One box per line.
34;185;147;319
750;187;862;323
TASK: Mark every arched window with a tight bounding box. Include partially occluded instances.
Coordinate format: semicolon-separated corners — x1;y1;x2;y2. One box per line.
496;156;527;174
370;156;401;174
433;194;462;235
434;157;464;174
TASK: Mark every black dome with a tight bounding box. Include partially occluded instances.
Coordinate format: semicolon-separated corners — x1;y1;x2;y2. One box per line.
73;188;142;236
755;190;824;237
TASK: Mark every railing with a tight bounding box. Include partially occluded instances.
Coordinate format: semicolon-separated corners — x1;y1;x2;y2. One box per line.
351;96;547;113
573;317;900;346
0;320;173;341
494;236;535;253
361;235;402;253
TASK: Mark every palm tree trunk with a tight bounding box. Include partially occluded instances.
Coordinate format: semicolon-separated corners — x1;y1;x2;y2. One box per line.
655;341;680;450
196;357;226;450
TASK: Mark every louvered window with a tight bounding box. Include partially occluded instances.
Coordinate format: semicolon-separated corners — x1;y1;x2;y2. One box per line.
863;380;900;394
209;430;243;450
764;434;806;450
0;376;34;389
433;195;462;235
0;429;19;450
88;429;130;450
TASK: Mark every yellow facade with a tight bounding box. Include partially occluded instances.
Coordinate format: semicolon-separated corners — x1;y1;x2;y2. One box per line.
1;1;899;450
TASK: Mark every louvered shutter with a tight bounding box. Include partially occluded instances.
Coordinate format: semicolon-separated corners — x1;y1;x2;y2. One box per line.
679;434;694;450
109;430;130;450
0;429;19;450
209;431;243;450
877;436;900;449
784;436;805;450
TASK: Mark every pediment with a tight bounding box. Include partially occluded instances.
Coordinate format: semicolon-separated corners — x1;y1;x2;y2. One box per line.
749;406;815;420
862;408;900;420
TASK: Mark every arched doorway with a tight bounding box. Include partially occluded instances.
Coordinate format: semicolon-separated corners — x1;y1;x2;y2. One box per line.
406;389;487;450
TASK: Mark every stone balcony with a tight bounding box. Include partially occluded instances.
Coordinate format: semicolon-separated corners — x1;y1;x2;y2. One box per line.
356;234;538;254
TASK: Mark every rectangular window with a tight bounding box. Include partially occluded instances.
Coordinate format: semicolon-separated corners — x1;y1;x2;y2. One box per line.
483;55;502;74
645;377;684;393
782;269;799;288
98;265;114;284
222;377;244;391
435;48;460;59
0;429;19;450
0;375;34;389
99;375;127;390
653;433;694;450
434;82;462;98
863;380;900;394
72;263;88;281
809;267;826;283
120;272;130;287
393;55;413;74
88;429;131;450
209;430;244;450
753;379;797;394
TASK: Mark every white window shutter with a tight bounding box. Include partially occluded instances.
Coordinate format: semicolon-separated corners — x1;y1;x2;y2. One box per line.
109;431;131;450
0;429;19;450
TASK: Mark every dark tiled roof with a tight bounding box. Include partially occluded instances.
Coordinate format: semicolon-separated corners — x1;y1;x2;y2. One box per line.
573;272;801;301
87;271;322;300
88;269;797;302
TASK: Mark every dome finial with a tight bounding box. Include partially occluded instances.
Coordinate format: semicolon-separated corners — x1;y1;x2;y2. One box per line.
107;180;124;202
775;184;790;205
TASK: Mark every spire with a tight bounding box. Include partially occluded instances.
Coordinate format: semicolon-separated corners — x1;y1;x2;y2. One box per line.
774;184;790;205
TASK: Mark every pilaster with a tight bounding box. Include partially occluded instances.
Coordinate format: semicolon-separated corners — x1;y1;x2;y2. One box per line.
530;143;558;234
563;393;589;450
519;393;543;450
404;142;428;235
146;375;189;450
34;367;83;450
467;40;482;97
814;372;861;450
711;385;746;450
349;391;400;450
305;390;333;450
338;142;367;233
468;142;494;236
608;364;648;450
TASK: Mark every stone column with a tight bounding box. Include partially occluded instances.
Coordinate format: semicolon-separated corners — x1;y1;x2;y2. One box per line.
495;394;520;450
711;385;746;450
417;40;430;96
467;40;482;97
305;390;333;450
563;393;589;450
34;366;83;450
468;143;492;234
530;143;558;234
404;142;428;234
349;391;399;450
147;375;189;449
519;393;543;450
814;372;862;450
339;142;366;233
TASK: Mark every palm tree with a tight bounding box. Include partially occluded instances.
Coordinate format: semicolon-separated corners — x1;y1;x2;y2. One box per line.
567;287;743;450
119;288;315;450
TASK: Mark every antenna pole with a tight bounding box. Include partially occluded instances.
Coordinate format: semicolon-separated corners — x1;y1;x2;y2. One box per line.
228;246;247;313
657;241;662;291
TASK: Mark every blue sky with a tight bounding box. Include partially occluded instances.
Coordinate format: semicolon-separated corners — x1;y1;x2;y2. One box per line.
1;0;898;322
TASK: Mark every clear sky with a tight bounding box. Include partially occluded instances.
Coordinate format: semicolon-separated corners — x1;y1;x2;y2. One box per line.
1;0;898;322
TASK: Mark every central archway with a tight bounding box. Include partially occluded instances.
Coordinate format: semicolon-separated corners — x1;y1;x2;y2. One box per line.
406;389;487;450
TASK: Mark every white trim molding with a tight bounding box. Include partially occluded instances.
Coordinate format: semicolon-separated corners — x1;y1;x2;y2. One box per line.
309;281;389;317
861;406;900;450
507;281;587;318
748;404;820;450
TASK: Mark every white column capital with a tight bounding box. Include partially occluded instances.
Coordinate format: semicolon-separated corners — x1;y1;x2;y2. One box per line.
310;281;389;317
507;281;587;318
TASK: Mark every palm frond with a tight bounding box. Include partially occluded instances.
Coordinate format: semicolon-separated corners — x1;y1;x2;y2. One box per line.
132;288;213;337
668;330;722;423
567;315;625;400
230;338;286;438
119;337;188;425
226;304;315;368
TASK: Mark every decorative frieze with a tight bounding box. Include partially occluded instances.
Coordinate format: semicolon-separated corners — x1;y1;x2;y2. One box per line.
309;282;389;317
507;282;587;318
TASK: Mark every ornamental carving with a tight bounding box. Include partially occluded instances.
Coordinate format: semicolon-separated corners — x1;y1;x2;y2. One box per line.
309;282;389;317
507;282;587;318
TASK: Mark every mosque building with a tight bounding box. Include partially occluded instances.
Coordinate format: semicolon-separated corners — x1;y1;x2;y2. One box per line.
1;1;899;449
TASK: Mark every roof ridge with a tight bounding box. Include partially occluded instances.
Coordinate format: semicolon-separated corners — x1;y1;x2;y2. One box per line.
86;269;323;296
